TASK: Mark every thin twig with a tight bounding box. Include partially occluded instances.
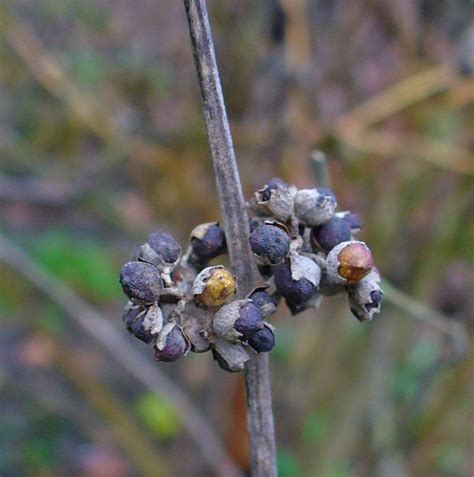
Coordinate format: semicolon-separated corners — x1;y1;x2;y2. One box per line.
183;1;277;476
0;233;242;477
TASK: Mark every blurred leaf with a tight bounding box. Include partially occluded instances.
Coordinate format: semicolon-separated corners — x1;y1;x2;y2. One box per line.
23;439;55;472
322;460;350;477
302;411;330;444
0;267;28;314
391;338;440;402
406;338;440;371
30;231;121;302
37;305;66;334
435;446;466;474
271;323;296;363
134;393;181;440
67;50;105;86
277;449;301;477
425;111;463;142
391;363;419;402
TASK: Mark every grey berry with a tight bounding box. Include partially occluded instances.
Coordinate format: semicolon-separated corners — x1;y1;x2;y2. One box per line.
258;177;289;201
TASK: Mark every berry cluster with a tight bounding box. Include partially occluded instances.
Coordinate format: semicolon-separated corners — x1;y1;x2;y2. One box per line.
248;178;383;319
118;178;382;372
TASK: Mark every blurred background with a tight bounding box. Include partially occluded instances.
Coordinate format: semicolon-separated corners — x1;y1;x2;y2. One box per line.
0;1;473;476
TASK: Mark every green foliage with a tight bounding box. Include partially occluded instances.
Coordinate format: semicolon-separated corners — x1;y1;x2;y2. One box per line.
322;461;350;477
391;338;440;402
67;50;106;86
134;393;181;440
302;411;330;445
277;449;302;477
30;231;121;302
435;446;467;475
37;305;67;335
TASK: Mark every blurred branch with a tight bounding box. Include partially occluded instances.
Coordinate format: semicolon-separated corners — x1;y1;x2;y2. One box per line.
183;2;276;476
0;233;243;477
381;280;468;356
0;5;174;171
0;175;89;205
334;65;457;134
339;130;473;176
51;342;171;477
368;318;411;477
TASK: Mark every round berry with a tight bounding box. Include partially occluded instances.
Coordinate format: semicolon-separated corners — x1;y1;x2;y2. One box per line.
249;290;279;318
234;303;264;341
131;313;155;344
311;216;352;252
326;241;374;285
119;261;162;305
341;212;361;231
122;306;143;333
191;224;226;261
193;266;237;307
147;232;181;264
154;326;188;362
337;242;373;284
273;259;317;309
248;326;275;353
249;223;290;265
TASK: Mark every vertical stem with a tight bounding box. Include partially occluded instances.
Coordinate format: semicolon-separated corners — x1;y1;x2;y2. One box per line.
183;1;277;476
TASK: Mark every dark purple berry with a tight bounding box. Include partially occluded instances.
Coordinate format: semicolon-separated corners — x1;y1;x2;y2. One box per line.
131;313;155;344
366;290;383;311
234;303;264;341
191;225;226;261
249;224;290;265
212;348;238;373
273;259;317;309
147;232;181;264
119;261;162;304
342;213;362;231
248;325;275;353
311;216;352;252
249;290;279;318
154;326;188;362
122;306;144;333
